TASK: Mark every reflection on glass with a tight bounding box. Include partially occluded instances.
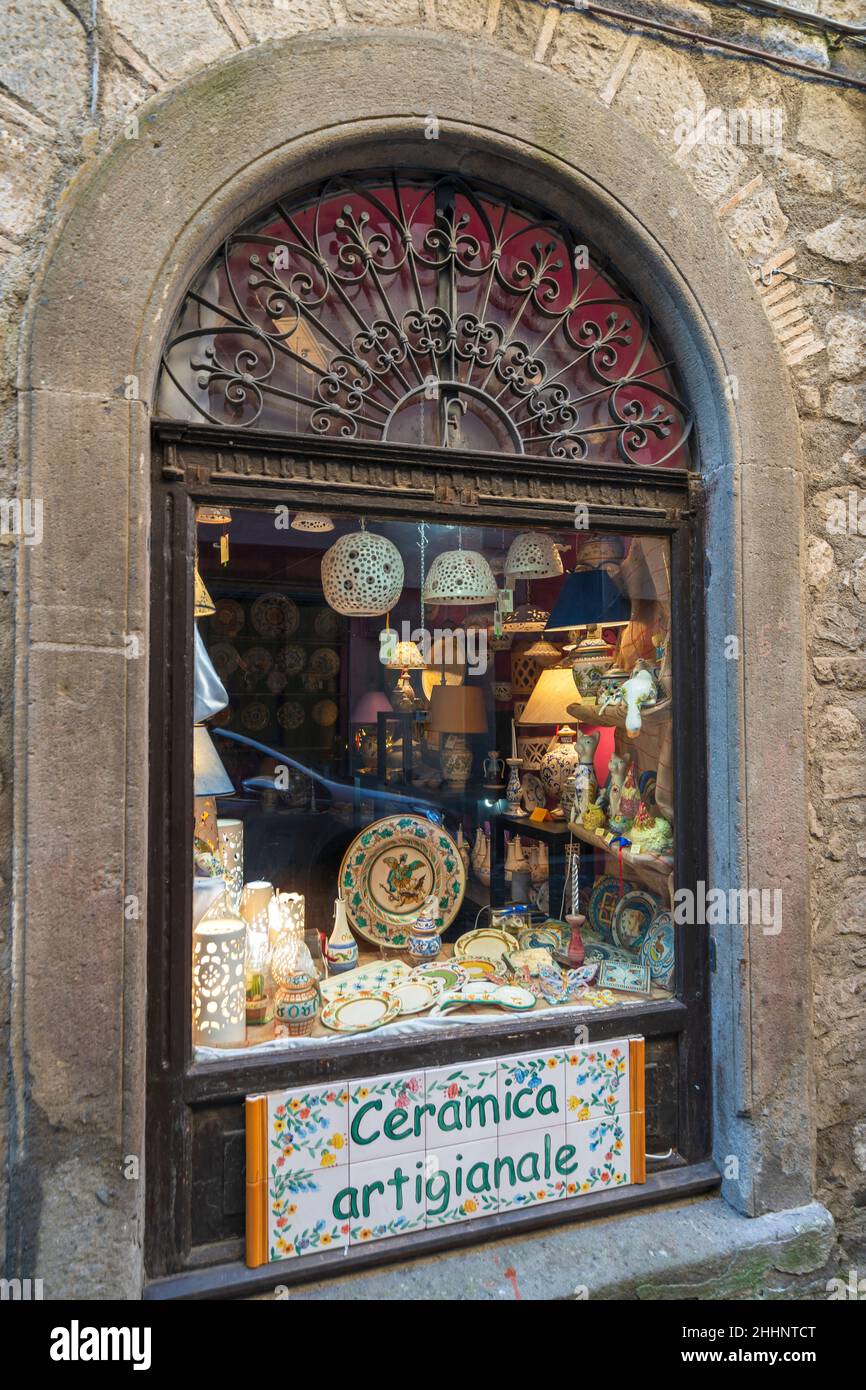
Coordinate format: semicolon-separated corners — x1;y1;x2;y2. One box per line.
191;508;675;1051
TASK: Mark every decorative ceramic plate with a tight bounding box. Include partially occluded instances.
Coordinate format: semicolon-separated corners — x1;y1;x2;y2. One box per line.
240;701;269;732
209;641;240;679
411;962;467;991
312;698;339;727
320;990;401;1034
277;700;305;730
456;958;501;981
587;874;637;943
320;960;410;1003
520;773;546;813
266;668;288;694
390;978;443;1015
251;592;299;638
611;887;661;952
275;644;306;676
339;815;466;950
640;909;675;989
243;645;273;679
310;647;340;677
517;923;563;952
454;927;519;964
213;598;244;636
314;607;340;639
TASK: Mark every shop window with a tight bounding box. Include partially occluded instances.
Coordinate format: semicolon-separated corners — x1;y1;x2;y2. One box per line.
149;168;708;1284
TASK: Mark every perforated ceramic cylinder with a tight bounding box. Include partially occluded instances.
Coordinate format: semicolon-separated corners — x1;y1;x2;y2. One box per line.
321;530;404;616
192;915;247;1047
217;818;244;914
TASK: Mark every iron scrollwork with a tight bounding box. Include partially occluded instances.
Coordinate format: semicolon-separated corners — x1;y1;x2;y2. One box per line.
158;172;692;468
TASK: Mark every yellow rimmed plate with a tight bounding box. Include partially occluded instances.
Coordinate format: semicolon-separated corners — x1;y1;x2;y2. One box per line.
320;990;400;1034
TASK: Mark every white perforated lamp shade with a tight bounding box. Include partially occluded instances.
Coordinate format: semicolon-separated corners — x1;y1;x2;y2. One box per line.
322;529;404;617
505;531;566;580
423;550;498;606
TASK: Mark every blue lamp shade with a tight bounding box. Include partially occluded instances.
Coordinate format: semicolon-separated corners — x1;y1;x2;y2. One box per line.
194;725;234;796
544;569;631;633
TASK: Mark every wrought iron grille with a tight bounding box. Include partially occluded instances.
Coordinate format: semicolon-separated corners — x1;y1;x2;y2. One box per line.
157;172;692;466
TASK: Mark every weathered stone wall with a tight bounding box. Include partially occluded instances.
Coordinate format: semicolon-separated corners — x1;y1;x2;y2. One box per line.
1;0;864;1283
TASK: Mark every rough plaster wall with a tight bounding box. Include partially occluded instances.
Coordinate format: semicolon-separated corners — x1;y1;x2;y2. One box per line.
0;0;864;1273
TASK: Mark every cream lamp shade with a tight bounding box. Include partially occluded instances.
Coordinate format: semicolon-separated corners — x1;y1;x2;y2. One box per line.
291;512;334;532
194;725;234;796
423;549;498;605
505;531;566;580
428;684;488;735
194;566;215;617
503;603;549;634
519;665;579;726
192;914;246;1047
384;640;426;671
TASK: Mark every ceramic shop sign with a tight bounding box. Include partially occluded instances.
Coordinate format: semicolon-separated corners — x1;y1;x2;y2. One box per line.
245;1036;645;1266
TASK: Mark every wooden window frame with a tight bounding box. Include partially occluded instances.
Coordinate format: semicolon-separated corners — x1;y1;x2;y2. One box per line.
145;422;714;1294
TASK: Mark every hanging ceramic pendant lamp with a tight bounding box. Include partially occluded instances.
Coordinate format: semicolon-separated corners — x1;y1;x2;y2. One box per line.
291;512;334;532
503;603;549;634
505;531;567;581
423;528;497;607
322;521;404;617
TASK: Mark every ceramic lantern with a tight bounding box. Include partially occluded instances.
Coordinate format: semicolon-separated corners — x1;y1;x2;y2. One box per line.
192;913;246;1047
321;529;404;617
217;817;244;914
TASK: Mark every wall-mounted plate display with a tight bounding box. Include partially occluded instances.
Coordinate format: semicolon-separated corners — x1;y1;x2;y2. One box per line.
640;910;675;989
251;592;300;637
610;888;661;952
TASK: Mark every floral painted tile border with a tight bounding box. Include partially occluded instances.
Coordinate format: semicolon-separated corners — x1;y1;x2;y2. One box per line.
249;1035;645;1265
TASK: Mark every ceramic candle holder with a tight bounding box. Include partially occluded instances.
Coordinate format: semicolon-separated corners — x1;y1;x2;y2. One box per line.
217;817;244;914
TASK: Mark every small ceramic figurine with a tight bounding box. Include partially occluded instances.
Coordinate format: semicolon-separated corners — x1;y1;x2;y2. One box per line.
609;757;640;833
628;799;674;853
325;897;358;974
598;659;660;737
407;892;442;966
570;728;600;821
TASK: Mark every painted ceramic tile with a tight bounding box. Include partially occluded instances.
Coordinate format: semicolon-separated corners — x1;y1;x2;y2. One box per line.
496;1048;567;1136
346;1147;427;1246
596;959;651;994
425;1059;499;1152
496;1124;569;1211
348;1069;426;1163
425;1137;500;1228
268;1083;350;1170
564;1041;630;1121
565;1110;633;1193
269;1163;349;1261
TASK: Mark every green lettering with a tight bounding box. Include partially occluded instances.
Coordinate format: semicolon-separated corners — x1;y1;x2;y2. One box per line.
537;1084;559;1118
383;1107;412;1142
351;1098;383;1147
494;1154;517;1189
555;1143;578;1176
414;1102;435;1139
465;1094;499;1130
513;1089;535;1120
333;1186;359;1220
517;1150;540;1182
426;1169;450;1216
387;1166;410;1210
437;1099;463;1134
361;1179;385;1219
466;1161;491;1194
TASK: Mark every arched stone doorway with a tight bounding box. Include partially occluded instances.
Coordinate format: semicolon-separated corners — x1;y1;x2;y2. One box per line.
13;28;810;1297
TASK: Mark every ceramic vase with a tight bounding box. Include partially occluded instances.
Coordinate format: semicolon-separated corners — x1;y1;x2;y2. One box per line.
441;735;473;789
273;976;320;1036
506;757;525;816
482;749;505;788
540;727;579;814
407;892;442;966
326;897;358;974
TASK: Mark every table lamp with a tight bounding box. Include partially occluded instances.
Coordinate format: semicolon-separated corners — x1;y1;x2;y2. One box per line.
519;663;581;815
194;724;234;856
544;568;631;700
428;684;488;789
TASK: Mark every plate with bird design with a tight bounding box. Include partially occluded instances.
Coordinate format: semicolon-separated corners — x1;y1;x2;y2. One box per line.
339;815;466;951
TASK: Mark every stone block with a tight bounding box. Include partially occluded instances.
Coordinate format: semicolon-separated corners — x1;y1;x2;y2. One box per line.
0;0;89;128
797;87;866;167
807;217;866;265
102;0;233;80
0;118;61;237
547;12;628;92
232;0;333;41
